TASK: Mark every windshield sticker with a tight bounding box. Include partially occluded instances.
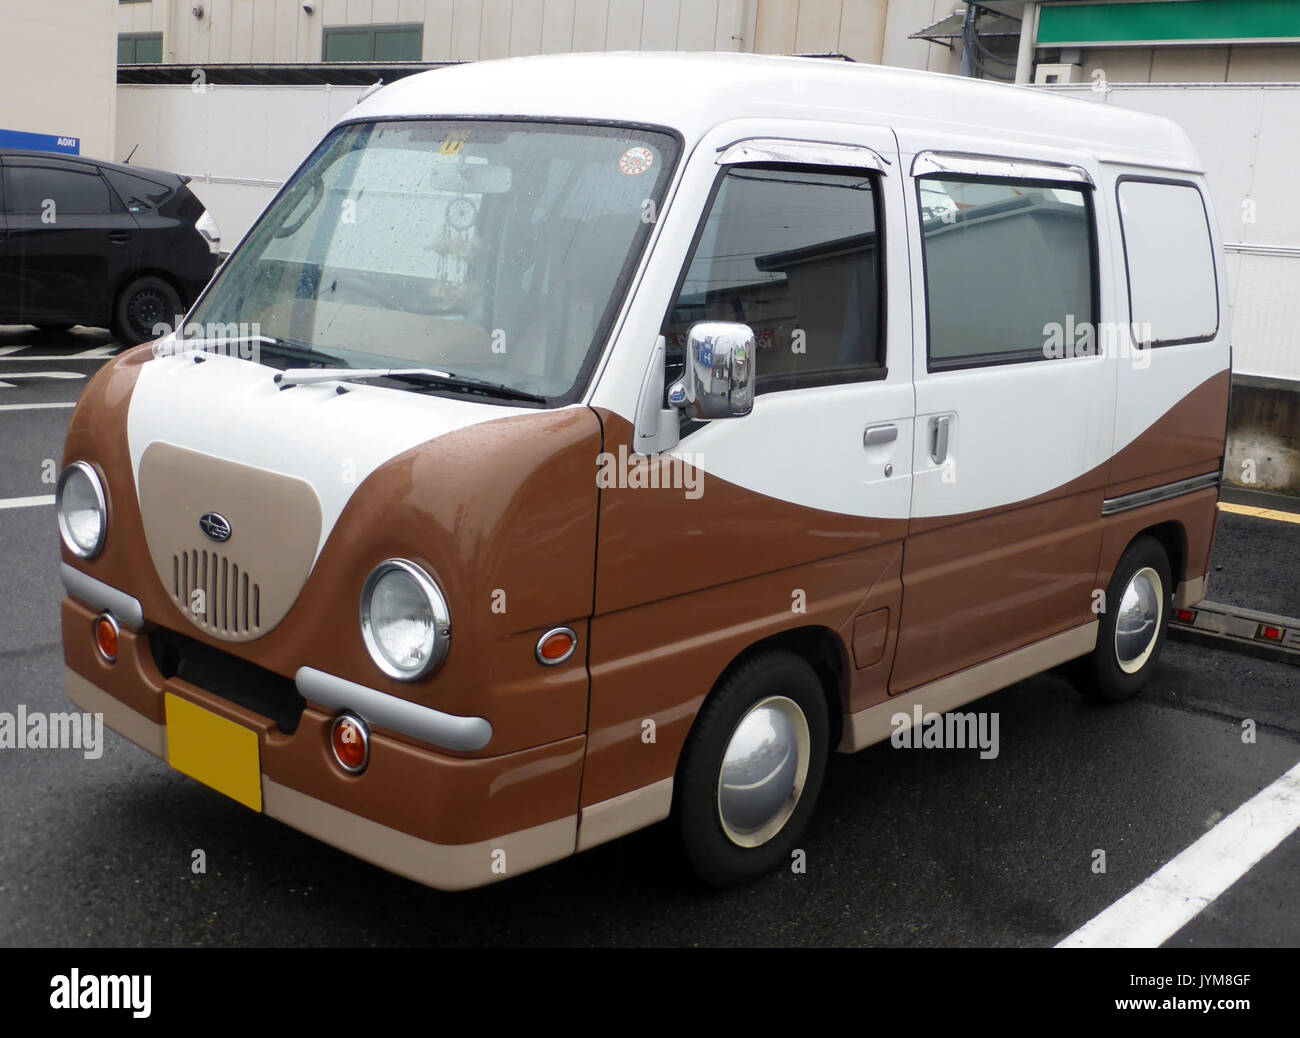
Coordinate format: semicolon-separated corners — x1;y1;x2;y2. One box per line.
619;146;655;176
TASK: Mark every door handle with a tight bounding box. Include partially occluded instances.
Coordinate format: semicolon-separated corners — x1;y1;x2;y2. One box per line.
929;415;950;464
863;423;898;448
108;231;134;244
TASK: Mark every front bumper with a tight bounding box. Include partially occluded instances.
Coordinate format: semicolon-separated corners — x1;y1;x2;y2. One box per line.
62;596;584;891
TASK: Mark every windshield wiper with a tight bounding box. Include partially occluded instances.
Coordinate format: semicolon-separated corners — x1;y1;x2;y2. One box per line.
159;333;347;368
253;336;347;367
274;367;548;405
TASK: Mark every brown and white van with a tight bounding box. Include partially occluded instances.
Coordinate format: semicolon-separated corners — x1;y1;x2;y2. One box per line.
58;53;1230;890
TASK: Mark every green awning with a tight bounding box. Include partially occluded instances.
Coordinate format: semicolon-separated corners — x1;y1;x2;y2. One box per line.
1038;0;1300;47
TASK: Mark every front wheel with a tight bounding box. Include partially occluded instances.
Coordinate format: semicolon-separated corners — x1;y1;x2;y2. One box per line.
113;276;182;346
674;650;829;888
1075;535;1172;702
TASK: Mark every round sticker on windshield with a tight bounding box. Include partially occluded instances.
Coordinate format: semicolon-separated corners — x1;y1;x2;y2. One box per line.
619;147;655;176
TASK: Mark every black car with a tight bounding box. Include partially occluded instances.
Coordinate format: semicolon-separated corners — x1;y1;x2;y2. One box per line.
0;150;222;344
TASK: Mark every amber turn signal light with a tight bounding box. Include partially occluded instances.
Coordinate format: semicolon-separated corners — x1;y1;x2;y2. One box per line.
94;613;119;662
535;626;577;666
330;713;370;774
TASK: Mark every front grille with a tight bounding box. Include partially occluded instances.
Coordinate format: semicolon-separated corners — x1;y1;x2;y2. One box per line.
150;627;305;735
171;548;260;636
138;441;322;642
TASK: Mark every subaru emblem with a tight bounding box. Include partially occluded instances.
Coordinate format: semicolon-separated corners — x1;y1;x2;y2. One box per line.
199;512;232;543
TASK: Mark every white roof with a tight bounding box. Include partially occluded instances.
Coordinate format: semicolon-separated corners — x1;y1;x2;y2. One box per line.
349;51;1203;172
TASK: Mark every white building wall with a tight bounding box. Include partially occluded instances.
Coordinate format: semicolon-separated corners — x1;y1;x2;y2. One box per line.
1048;82;1300;383
0;0;117;158
115;0;957;67
116;83;366;244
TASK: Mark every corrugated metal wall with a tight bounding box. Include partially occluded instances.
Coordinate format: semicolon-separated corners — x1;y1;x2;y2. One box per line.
116;0;961;70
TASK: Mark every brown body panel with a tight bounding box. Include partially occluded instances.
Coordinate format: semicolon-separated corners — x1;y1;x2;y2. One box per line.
62;348;603;760
889;485;1104;694
890;368;1227;694
60;349;1226;870
64;595;586;847
580;411;906;808
1106;369;1231;493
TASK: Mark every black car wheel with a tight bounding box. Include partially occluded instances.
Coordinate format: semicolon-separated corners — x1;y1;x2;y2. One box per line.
113;276;182;346
674;651;829;888
1071;535;1173;703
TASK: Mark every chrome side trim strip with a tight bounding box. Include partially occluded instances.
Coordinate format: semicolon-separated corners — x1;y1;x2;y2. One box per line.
910;150;1095;186
295;666;492;753
60;563;145;629
1102;471;1221;517
1223;242;1300;259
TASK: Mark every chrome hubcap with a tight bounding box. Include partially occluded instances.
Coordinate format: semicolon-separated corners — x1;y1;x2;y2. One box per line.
717;695;810;848
1115;565;1163;674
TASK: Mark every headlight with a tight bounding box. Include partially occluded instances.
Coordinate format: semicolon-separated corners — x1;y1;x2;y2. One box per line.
56;462;107;559
360;560;450;680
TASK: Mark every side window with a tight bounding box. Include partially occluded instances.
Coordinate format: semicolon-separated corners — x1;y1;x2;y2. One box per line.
918;175;1094;369
104;169;173;213
1117;179;1218;346
662;164;883;392
4;165;120;216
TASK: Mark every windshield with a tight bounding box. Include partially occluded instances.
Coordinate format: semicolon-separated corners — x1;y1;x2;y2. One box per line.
190;119;679;403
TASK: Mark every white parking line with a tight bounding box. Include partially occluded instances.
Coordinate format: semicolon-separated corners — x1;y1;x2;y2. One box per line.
0;495;56;510
1057;759;1300;948
0;401;77;412
0;372;86;389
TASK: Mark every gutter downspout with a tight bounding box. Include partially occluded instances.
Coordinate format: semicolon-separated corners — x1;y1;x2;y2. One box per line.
162;0;175;63
1014;1;1040;84
731;0;751;52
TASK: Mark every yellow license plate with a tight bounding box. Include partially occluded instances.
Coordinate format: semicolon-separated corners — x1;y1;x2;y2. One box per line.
164;693;262;811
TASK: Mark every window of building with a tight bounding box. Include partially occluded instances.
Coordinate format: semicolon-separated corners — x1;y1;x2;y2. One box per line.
322;24;423;62
1117;178;1218;346
662;164;883;394
118;32;163;64
918;175;1095;369
4;164;121;216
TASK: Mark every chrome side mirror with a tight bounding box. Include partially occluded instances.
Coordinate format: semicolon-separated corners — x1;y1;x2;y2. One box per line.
667;322;755;420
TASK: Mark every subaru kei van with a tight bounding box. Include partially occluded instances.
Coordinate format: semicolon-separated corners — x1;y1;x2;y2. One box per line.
58;53;1230;890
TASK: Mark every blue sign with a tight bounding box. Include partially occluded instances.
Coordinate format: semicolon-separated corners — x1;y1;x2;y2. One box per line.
0;128;80;155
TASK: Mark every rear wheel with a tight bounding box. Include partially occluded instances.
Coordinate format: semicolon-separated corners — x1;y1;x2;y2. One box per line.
112;276;182;346
1075;535;1172;702
674;650;829;888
